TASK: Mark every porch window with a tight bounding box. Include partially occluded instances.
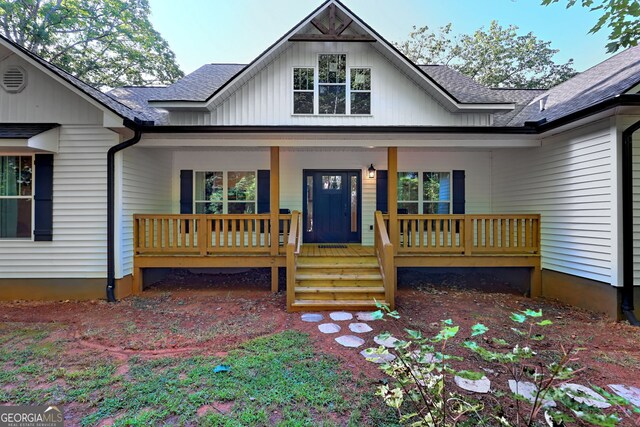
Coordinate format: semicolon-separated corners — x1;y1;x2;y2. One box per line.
397;172;419;214
293;67;314;114
194;171;256;214
0;155;32;239
423;172;451;214
350;68;371;114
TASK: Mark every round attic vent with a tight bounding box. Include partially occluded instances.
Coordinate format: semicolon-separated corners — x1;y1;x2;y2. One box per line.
2;65;27;93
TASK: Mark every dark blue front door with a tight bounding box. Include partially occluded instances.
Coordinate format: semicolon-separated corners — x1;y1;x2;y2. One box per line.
303;170;361;243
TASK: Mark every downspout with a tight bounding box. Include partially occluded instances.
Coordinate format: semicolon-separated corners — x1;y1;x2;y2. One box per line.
106;125;142;302
622;119;640;326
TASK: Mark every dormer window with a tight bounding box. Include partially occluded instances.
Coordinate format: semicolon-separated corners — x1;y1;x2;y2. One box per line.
293;54;371;116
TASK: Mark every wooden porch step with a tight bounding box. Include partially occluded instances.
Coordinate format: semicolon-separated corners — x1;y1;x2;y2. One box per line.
296;256;378;269
296;271;383;281
295;286;385;294
290;299;384;311
295;279;384;287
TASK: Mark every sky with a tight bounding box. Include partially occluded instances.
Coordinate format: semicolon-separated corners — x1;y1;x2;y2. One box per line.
146;0;615;75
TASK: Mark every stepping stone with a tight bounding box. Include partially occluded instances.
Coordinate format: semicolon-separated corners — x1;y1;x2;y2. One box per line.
361;348;396;364
560;383;610;409
508;380;556;407
335;335;365;348
374;335;399;348
356;312;378;321
454;375;491;393
318;323;341;334
330;312;353;321
609;384;640;407
301;313;324;323
349;322;373;333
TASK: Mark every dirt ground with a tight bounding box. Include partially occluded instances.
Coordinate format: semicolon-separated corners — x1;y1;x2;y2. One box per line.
1;268;640;425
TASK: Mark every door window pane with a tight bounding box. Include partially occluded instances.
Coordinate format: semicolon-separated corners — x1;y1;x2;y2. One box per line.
306;175;313;232
322;175;342;190
350;175;358;232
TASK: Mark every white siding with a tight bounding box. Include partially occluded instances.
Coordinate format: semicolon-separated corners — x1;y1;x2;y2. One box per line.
492;120;615;284
632;121;640;286
0;126;117;278
119;147;173;277
0;49;103;124
168;42;491;127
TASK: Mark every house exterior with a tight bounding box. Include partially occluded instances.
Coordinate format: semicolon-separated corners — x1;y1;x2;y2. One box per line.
0;0;639;318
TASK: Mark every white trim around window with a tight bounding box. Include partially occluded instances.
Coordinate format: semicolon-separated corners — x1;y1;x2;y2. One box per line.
193;170;257;215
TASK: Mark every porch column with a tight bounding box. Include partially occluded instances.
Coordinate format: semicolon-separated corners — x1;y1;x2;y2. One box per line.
270;146;280;292
388;147;399;254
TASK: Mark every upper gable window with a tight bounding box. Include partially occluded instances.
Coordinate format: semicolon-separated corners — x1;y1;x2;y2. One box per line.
293;54;371;116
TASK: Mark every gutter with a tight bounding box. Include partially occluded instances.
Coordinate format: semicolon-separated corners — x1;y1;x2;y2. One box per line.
106;120;143;302
621;119;640;326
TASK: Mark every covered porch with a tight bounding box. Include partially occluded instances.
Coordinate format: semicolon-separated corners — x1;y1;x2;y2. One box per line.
132;210;541;311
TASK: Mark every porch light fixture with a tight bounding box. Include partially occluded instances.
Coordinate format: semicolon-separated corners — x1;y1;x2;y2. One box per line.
367;164;376;179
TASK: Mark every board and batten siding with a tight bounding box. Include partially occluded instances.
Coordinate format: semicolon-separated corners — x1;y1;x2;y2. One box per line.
0;48;103;125
492;119;616;285
119;147;173;277
168;42;491;127
0;126;117;278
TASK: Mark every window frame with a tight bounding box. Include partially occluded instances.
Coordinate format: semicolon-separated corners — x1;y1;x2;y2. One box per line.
192;170;258;215
292;66;316;115
0;153;34;241
291;54;373;117
397;170;452;215
349;67;372;115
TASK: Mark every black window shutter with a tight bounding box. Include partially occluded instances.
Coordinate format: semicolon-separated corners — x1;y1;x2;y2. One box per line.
376;170;388;213
452;170;465;214
257;170;270;213
33;154;54;241
180;170;193;214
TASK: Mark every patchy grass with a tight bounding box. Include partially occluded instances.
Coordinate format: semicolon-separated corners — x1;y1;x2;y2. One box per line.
0;325;397;426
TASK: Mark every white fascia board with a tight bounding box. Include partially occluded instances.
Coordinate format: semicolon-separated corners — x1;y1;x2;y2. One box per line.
0;139;27;148
28;127;59;152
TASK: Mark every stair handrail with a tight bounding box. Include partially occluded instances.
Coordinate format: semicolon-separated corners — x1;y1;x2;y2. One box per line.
286;211;302;310
374;210;396;310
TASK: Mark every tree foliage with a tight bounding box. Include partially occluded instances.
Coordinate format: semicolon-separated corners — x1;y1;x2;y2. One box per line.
0;0;183;89
542;0;640;53
395;21;577;89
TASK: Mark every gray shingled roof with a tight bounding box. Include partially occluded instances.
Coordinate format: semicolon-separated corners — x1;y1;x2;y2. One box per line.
492;89;547;126
0;123;59;138
506;44;640;126
107;86;169;125
419;65;512;104
0;34;148;123
148;64;246;102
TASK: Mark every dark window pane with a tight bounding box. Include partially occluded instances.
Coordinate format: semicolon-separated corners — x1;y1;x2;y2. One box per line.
294;92;314;114
195;171;223;202
398;172;419;201
424;202;450;214
351;175;357;232
228;171;255;201
351;68;371;90
351;92;371;114
195;202;222;214
0;199;31;238
398;202;419;214
0;156;19;196
319;85;346;114
306;175;313;232
293;67;314;90
228;202;255;214
319;54;346;83
423;172;450;201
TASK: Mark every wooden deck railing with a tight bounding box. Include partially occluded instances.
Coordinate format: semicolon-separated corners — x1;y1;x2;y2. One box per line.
374;211;395;310
133;213;293;255
286;211;302;309
393;214;540;255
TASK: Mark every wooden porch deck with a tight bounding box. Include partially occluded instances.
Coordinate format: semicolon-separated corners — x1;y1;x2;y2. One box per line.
132;212;541;311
